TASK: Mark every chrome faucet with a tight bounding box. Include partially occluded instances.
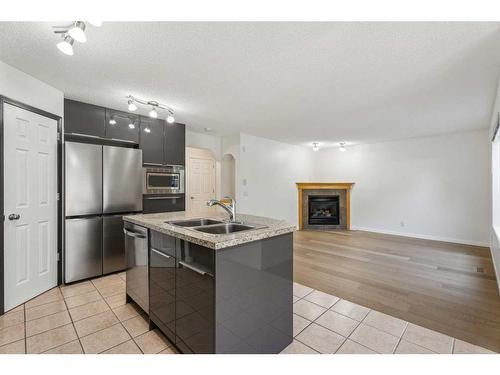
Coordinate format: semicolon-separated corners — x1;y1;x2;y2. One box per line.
207;197;237;223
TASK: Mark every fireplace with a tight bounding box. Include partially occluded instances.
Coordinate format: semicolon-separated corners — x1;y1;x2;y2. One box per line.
308;195;340;225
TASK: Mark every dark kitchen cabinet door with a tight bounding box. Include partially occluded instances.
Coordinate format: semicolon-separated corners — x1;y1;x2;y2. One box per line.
139;117;165;166
165;122;185;166
142;194;185;214
105;109;140;143
175;240;214;354
64;99;105;137
150;233;176;344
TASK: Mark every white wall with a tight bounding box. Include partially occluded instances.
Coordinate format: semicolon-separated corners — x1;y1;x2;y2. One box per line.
238;133;313;225
312;129;491;246
0;60;63;117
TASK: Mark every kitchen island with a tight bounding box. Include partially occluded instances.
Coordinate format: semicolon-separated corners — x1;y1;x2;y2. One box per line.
123;211;295;354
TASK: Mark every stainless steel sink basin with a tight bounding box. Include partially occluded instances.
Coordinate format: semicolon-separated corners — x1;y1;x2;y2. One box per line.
193;223;257;234
166;218;223;227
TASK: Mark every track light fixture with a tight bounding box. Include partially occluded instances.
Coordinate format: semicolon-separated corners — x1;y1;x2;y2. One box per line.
149;107;158;118
109;117;117;125
126;95;175;123
68;21;87;43
144;127;151;133
53;21;102;56
128;100;137;112
56;34;74;56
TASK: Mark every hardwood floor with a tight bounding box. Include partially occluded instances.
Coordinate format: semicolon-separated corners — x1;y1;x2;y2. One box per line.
293;230;500;352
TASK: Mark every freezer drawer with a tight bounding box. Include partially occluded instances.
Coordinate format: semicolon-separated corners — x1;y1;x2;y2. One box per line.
125;222;149;314
65;142;102;216
65;217;103;283
103;215;126;274
103;146;143;214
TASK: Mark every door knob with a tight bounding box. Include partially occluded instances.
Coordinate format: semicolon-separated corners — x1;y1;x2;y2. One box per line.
8;214;20;220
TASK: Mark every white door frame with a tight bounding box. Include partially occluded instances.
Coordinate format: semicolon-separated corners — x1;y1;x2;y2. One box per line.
1;97;62;315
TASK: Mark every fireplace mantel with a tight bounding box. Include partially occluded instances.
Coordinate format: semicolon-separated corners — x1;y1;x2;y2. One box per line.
296;182;354;230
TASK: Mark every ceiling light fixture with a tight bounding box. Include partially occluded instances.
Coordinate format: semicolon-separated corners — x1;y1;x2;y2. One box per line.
149;107;158;119
56;34;74;56
127;100;137;112
166;113;175;124
126;95;175;122
144;127;151;133
128;122;135;129
68;21;87;43
312;142;320;152
109;117;117;125
339;142;347;152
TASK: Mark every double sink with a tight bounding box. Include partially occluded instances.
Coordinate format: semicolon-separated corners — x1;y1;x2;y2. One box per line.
166;218;264;234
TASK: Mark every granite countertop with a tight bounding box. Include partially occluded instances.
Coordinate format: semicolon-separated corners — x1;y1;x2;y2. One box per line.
123;211;296;250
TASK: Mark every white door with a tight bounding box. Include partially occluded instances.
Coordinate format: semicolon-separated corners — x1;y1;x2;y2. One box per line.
3;103;58;311
186;148;216;215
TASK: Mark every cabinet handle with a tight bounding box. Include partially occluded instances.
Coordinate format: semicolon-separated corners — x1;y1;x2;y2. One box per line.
145;196;181;200
68;132;100;139
178;261;212;277
123;228;146;239
110;138;137;144
151;248;172;259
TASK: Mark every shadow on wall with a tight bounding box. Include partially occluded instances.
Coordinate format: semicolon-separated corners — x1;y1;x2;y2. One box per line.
221;153;236;199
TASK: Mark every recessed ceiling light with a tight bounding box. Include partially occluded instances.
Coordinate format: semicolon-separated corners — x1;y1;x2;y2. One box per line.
68;21;87;43
56;35;74;56
149;107;158;119
312;142;320;152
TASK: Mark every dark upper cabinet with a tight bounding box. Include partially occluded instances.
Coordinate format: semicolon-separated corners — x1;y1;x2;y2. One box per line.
139;117;165;165
64;99;105;137
105;109;140;143
165;122;185;166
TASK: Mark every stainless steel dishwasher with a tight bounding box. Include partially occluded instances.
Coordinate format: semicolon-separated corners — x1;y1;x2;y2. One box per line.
124;222;149;314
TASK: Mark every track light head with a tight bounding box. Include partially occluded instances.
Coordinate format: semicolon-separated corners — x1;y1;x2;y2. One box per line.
56;34;74;56
166;113;175;124
144;127;151;133
128;100;137;112
109;117;116;125
149;107;158;119
68;21;87;43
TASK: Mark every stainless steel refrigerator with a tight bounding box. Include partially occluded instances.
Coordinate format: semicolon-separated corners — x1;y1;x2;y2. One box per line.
65;142;142;283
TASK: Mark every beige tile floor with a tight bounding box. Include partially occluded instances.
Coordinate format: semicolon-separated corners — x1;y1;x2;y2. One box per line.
0;276;497;354
282;282;497;354
0;272;177;354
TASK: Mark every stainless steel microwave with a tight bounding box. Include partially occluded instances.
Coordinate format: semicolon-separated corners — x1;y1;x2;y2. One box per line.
143;165;185;194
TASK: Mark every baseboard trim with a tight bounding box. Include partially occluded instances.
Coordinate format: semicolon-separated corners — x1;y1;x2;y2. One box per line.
350;226;490;248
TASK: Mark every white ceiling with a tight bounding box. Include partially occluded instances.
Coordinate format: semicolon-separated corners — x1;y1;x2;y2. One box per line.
0;22;499;147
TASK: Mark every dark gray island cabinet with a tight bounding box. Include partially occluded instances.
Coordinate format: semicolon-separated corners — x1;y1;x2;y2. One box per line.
124;212;294;354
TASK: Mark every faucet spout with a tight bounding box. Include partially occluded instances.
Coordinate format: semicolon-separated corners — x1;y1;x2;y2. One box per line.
207;197;236;223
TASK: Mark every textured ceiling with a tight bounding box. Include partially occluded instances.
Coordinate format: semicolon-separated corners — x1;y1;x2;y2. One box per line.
0;22;499;146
